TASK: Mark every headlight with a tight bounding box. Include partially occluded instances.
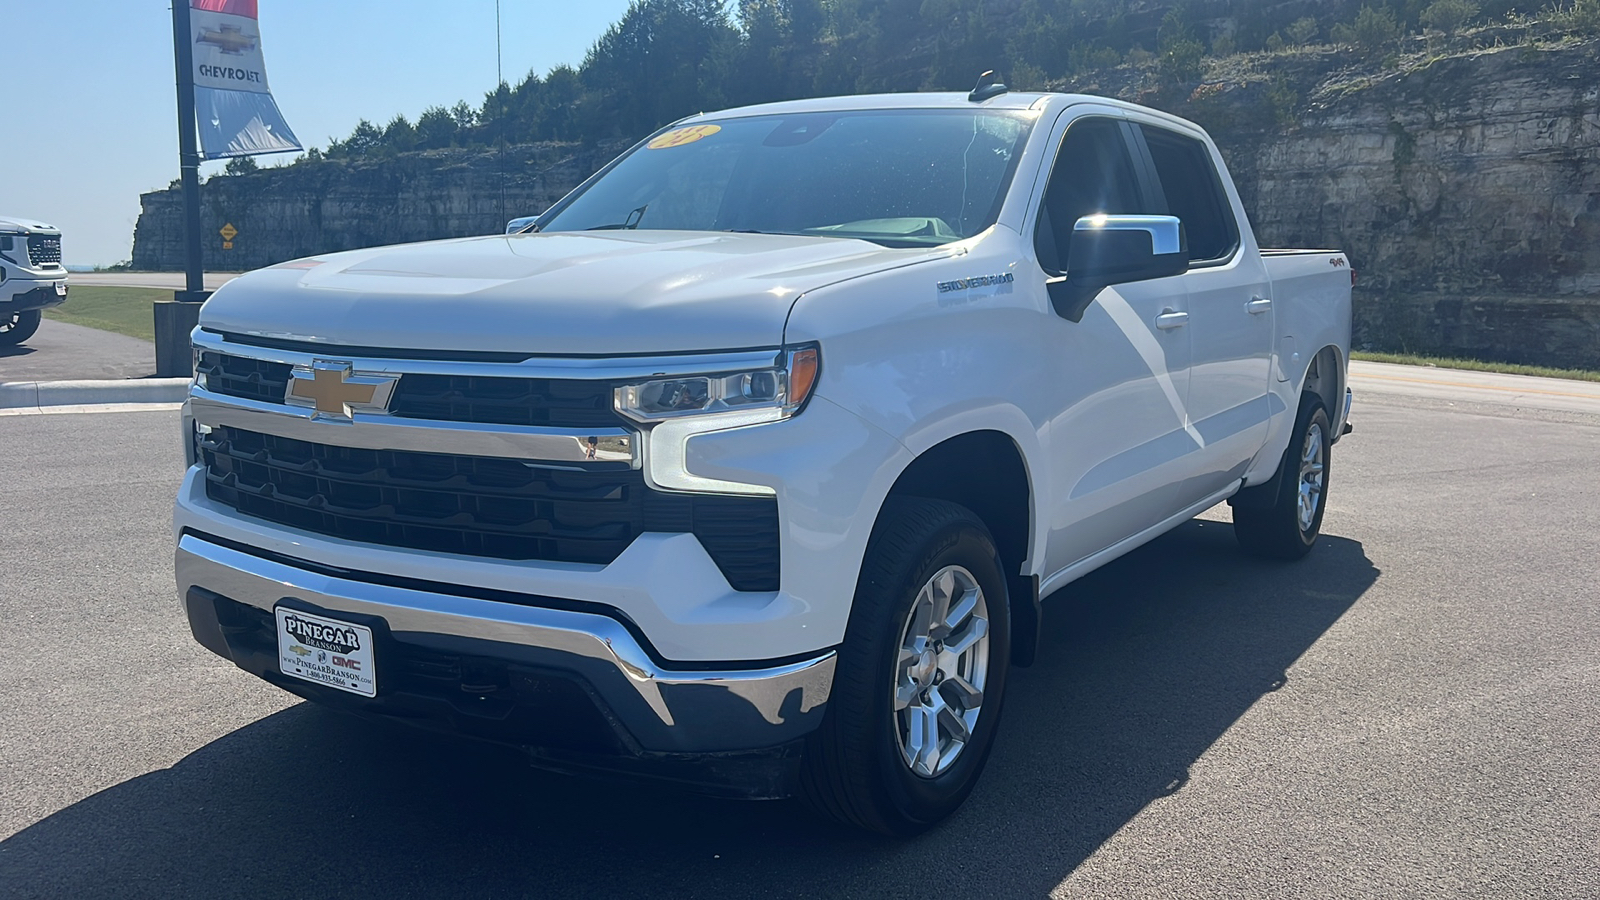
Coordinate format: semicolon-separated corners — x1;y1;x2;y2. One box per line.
615;346;820;496
614;346;819;423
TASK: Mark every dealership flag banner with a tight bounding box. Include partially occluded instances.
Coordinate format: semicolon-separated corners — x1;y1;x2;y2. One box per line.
189;0;300;158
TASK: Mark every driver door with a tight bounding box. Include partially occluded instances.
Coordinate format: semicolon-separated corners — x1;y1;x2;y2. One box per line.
1032;113;1196;578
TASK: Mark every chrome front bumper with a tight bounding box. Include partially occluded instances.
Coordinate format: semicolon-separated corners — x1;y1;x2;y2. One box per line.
176;533;835;755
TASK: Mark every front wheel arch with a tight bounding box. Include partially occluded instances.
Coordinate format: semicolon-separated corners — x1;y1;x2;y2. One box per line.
878;430;1039;666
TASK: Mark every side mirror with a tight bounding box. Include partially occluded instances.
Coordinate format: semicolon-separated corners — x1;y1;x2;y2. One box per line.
505;215;540;234
1047;215;1188;322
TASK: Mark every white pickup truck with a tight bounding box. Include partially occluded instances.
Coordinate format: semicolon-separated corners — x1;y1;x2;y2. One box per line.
0;215;68;346
175;87;1352;835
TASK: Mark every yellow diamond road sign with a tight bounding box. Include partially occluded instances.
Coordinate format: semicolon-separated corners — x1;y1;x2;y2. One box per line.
219;223;238;241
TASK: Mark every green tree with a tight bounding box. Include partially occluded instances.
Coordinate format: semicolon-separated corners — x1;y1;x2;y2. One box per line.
1286;16;1320;44
733;0;789;105
536;65;584;141
1421;0;1479;32
1157;8;1206;83
344;119;383;156
383;114;417;153
1331;5;1403;49
1068;42;1122;74
582;0;739;139
416;105;458;149
1006;1;1072;79
223;155;258;175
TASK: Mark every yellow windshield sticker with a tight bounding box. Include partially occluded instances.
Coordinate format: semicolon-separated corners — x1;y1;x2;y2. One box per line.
647;125;721;149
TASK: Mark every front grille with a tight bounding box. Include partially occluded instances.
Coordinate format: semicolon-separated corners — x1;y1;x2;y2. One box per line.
199;350;624;429
390;374;623;428
27;235;61;267
201;425;779;590
198;352;292;403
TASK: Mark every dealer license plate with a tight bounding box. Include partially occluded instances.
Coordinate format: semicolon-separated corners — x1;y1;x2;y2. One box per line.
275;607;377;697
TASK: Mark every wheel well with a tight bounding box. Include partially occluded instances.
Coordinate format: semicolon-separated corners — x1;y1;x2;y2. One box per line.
885;431;1040;666
1301;345;1344;413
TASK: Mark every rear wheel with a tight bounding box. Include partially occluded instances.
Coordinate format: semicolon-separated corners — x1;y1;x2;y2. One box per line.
800;497;1010;836
0;309;42;346
1233;394;1331;560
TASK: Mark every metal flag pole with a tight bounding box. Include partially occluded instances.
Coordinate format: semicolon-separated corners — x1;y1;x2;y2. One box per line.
158;0;209;377
170;0;206;300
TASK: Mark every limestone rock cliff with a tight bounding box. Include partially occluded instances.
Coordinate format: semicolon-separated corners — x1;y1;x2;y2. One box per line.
132;141;623;272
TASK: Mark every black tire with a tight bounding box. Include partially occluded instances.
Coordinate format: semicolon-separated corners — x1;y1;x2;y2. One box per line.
0;309;42;346
1233;394;1331;560
799;497;1011;836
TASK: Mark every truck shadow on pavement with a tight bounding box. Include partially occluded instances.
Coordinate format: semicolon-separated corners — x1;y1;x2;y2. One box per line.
1;519;1377;899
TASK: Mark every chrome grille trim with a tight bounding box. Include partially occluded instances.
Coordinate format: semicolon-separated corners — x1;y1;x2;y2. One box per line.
192;330;782;381
189;389;638;468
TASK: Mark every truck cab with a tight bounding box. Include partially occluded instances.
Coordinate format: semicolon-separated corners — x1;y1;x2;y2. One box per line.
175;89;1353;835
0;215;68;346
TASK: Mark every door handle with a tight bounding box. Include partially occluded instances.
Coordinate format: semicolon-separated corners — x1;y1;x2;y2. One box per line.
1155;309;1189;330
1245;296;1272;315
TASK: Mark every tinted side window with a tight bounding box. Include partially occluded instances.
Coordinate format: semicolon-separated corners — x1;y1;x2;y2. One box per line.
1035;119;1144;272
1139;126;1238;262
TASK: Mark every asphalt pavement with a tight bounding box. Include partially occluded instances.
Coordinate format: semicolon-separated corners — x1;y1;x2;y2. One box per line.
1;375;1597;898
0;319;156;382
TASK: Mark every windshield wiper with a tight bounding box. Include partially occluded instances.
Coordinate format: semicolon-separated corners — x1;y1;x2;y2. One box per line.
585;205;648;231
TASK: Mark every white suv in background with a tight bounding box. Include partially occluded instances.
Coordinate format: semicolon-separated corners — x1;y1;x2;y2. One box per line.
0;215;68;346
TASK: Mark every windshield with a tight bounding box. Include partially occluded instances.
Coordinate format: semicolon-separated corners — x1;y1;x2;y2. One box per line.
537;109;1035;247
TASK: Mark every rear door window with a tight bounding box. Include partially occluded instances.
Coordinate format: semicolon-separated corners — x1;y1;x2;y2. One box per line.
1137;126;1239;264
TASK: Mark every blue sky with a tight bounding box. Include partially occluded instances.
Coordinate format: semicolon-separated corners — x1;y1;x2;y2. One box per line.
1;0;637;265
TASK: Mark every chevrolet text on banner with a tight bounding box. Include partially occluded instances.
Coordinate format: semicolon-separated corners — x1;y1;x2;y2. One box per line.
190;0;300;158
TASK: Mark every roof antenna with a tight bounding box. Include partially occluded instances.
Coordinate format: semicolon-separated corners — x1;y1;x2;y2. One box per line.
969;70;1009;103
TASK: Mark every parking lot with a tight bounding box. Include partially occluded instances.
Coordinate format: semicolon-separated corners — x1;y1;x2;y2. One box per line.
2;368;1597;899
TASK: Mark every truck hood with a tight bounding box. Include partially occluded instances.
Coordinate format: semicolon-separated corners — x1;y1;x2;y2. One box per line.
200;230;953;356
0;215;58;234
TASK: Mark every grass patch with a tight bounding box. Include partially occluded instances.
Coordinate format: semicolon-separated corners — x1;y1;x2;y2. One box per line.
43;286;173;343
1352;351;1600;382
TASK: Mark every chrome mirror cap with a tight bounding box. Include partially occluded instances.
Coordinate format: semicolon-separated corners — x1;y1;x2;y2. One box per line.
1072;214;1184;256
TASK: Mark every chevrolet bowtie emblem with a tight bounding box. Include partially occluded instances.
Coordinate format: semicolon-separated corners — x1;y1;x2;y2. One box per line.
285;362;397;419
196;24;259;55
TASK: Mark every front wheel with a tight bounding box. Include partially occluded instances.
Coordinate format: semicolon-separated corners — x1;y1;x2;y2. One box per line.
1233;394;1331;560
800;497;1010;836
0;309;42;346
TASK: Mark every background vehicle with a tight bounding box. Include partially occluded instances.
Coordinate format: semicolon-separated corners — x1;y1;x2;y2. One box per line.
174;88;1353;835
0;215;68;346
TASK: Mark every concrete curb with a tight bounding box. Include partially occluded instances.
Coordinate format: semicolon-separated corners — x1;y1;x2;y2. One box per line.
0;378;190;411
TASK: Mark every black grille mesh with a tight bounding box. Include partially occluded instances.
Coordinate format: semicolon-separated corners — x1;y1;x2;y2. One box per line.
390;373;623;428
201;426;779;590
26;235;61;266
198;352;292;403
